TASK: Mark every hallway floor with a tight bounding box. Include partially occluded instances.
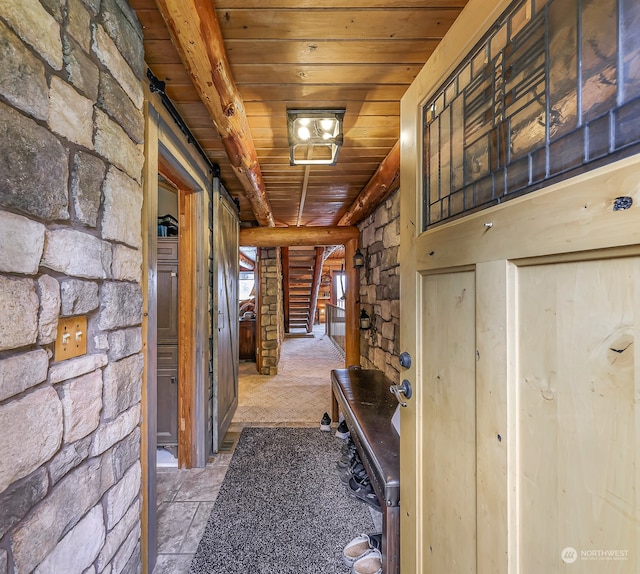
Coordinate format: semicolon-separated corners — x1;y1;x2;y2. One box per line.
152;324;345;573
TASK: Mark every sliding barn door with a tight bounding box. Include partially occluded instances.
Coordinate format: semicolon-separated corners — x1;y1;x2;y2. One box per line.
211;189;239;453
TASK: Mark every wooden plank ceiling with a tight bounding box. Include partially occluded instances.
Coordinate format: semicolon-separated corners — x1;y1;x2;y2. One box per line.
130;0;468;227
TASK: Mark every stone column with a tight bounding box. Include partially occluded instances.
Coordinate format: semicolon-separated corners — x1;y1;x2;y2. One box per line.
257;247;284;375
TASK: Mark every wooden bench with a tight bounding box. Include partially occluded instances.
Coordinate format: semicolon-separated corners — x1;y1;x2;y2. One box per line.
331;368;400;574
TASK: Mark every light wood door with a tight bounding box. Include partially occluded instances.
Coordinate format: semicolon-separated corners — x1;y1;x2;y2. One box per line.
516;257;639;572
400;154;640;574
399;1;640;569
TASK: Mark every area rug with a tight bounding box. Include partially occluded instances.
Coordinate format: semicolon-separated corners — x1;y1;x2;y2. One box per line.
234;325;344;425
190;427;375;573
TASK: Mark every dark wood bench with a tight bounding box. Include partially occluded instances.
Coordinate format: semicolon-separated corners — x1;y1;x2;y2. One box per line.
331;368;400;574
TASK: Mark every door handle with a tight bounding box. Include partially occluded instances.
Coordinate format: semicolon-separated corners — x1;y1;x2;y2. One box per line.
390;379;412;407
170;376;177;385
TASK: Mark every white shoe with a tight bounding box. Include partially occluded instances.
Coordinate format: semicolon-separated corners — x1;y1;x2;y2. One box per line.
353;548;382;574
342;534;381;568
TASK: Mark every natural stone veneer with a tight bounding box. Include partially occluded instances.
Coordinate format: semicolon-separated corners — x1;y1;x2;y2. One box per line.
258;248;284;375
358;190;401;383
0;276;39;351
0;387;63;493
0;0;145;571
0;210;45;275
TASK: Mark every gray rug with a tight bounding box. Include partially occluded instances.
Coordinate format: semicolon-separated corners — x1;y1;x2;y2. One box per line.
190;427;375;573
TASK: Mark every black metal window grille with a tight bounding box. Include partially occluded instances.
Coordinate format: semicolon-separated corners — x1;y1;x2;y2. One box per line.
423;0;640;230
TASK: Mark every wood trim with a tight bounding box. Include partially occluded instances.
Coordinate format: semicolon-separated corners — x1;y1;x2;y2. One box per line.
177;188;196;468
416;155;640;271
239;225;359;247
339;141;400;226
307;247;324;332
141;102;159;574
344;238;360;367
282;247;290;332
155;0;275;227
255;249;262;369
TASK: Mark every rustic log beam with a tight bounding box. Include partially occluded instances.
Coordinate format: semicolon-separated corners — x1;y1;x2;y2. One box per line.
239;251;255;270
154;0;275;227
240;226;359;247
338;141;400;226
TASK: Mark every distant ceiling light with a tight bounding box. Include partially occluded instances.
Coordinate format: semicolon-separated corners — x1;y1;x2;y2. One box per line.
287;108;345;166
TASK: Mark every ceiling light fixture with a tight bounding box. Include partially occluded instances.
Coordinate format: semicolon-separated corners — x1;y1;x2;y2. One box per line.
287;109;345;166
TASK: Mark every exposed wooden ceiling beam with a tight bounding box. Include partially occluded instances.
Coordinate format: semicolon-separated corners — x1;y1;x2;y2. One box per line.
338;140;400;226
154;0;275;227
240;226;359;247
239;251;255;270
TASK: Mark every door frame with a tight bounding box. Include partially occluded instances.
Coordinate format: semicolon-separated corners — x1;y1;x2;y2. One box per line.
141;92;213;572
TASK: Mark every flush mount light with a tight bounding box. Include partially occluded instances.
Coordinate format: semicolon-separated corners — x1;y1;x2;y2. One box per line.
287;109;345;165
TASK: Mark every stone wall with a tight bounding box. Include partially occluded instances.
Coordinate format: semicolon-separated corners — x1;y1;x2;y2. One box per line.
258;247;284;375
358;190;401;384
0;0;144;572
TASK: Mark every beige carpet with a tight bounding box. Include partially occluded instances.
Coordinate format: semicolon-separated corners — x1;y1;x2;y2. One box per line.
232;325;345;425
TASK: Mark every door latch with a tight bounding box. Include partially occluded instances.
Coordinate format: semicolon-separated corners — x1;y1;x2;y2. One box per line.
390;379;412;407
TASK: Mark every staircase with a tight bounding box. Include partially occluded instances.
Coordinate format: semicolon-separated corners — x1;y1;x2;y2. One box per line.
283;246;324;333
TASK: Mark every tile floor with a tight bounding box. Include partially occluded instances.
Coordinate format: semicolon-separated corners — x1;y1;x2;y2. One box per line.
152;454;233;574
152;324;343;573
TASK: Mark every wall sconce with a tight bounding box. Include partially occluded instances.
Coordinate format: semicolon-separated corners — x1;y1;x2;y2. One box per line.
287;109;345;165
353;248;365;269
359;309;371;330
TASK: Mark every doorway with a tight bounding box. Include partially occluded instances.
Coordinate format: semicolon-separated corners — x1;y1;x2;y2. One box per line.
142;96;239;572
156;179;179;466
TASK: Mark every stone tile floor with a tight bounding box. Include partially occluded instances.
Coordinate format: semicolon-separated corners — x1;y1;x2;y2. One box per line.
152;454;233;574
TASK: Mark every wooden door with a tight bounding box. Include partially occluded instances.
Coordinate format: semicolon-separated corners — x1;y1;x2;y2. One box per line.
157;238;179;446
211;191;239;451
156;345;178;445
157;264;178;341
400;155;640;572
399;2;640;570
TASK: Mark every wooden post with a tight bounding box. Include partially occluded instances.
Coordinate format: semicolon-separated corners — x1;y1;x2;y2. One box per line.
282;247;290;333
344;238;360;367
307;247;324;332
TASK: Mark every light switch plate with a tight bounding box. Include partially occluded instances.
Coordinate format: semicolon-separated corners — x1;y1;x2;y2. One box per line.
55;316;87;361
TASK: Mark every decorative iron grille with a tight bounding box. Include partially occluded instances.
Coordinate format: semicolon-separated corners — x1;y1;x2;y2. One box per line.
423;0;640;229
